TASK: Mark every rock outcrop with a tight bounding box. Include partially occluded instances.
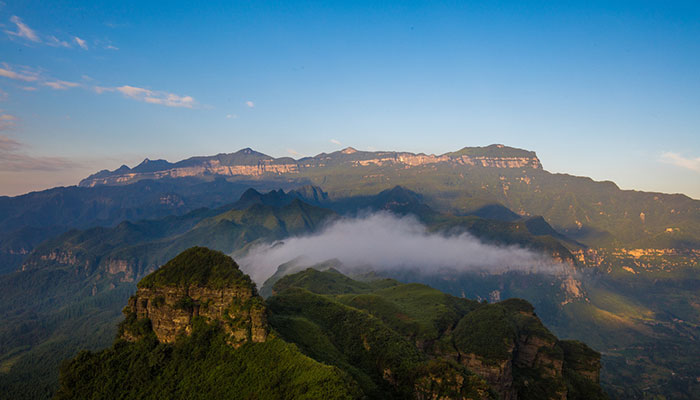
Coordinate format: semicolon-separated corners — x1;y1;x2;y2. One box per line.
447;298;602;400
120;247;267;346
124;283;267;346
79;144;543;187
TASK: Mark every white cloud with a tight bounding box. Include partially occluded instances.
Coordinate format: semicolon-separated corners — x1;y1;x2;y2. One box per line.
287;148;300;157
0;63;39;82
43;80;80;90
4;16;95;51
660;152;700;173
245;100;255;108
226;113;237;119
239;213;568;285
74;36;88;50
97;85;196;108
6;16;40;42
1;62;194;107
330;139;341;145
105;44;119;50
0;63;80;90
46;35;71;48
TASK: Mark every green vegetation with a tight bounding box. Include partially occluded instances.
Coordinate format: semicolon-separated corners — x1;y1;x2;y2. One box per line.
560;341;607;400
57;260;607;399
2;176;697;399
338;283;478;343
453;304;517;362
117;311;153;339
268;287;430;398
56;320;359;400
272;267;394;295
445;144;538;159
266;268;604;399
137;247;250;289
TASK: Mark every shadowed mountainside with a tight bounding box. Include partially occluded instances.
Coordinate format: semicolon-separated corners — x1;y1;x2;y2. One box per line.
56;248;605;400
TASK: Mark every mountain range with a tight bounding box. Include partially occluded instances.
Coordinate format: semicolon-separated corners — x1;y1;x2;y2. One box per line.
77;144;699;249
0;144;698;399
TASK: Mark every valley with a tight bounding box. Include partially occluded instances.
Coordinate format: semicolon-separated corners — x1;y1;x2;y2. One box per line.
0;145;698;399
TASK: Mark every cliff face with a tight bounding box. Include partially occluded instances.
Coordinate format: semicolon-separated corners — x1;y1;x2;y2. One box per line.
79;144;542;187
447;300;602;400
124;283;267;346
119;247;267;346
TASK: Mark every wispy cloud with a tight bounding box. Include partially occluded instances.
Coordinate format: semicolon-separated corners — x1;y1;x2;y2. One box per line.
1;62;195;108
660;152;700;173
0;62;79;90
0;111;17;131
46;35;71;48
245;100;255;108
330;139;341;145
287;148;300;157
5;16;40;42
0;88;7;101
93;38;119;51
96;85;196;108
74;36;88;50
5;15;95;51
226;113;237;119
0;134;80;171
43;80;80;90
0;63;39;82
0;133;20;149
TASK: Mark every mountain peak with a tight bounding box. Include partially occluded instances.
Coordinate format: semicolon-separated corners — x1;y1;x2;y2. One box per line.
124;247;267;346
341;147;358;154
238;147;258;155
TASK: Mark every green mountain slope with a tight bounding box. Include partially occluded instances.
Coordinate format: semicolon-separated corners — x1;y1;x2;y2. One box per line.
75;145;699;248
0;195;334;399
1;181;697;399
57;248;605;400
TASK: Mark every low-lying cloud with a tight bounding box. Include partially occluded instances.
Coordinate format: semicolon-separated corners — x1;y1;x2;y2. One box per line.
239;212;568;285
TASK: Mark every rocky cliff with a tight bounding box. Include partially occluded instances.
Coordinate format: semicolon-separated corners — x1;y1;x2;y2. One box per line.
79;144;542;187
123;283;267;345
443;298;602;400
119;247;267;346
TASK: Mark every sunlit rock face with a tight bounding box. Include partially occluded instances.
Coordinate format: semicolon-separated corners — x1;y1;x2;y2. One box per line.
125;283;267;346
79;144;542;187
120;247;268;347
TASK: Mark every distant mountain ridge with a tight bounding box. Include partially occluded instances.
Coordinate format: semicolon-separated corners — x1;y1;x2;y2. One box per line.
79;144;542;187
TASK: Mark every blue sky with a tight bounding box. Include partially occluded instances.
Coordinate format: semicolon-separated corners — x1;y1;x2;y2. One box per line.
0;0;698;198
